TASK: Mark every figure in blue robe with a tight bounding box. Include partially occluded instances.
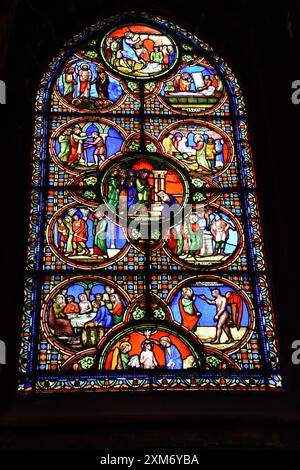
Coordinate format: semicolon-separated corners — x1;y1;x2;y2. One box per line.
92;305;113;329
215;139;224;167
160;341;183;369
168;48;176;67
122;37;139;62
126;179;138;209
187;131;196;147
202;133;209;143
158;192;178;219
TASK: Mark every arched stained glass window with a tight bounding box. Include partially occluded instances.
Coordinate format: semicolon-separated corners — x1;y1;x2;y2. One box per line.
18;12;281;393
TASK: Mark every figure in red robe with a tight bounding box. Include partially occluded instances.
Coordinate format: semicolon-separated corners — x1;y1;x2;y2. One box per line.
64;295;80;314
110;294;124;325
68;128;88;165
168;228;177;253
178;287;201;331
226;291;244;330
70;215;89;256
77;63;92;97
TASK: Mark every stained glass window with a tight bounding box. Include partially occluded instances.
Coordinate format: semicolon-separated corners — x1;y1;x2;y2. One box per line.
18;13;281;393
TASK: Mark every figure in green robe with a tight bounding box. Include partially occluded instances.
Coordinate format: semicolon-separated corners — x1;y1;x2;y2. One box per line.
120;349;130;369
93;214;108;257
63;215;74;253
62;67;76;99
187;214;203;255
107;169;120;208
110;39;121;67
150;47;163;65
136;170;151;206
111;341;132;370
58;130;71;163
175;225;183;255
196;143;210;170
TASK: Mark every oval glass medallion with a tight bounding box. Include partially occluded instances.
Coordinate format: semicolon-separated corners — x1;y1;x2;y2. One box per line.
101;24;178;80
100;154;189;225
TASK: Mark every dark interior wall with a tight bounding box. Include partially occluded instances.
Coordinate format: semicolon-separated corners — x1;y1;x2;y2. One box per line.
0;0;300;450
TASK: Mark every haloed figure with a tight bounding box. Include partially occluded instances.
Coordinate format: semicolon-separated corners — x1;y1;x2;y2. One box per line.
77;63;92;98
62;67;76;100
178;286;201;332
111;341;132;370
159;337;182;369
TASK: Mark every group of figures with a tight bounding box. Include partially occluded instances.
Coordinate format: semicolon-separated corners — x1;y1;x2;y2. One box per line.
55;43;225;117
167;208;238;264
48;283;126;348
54;122;123;170
162;128;227;174
53;117;230;180
57;126;106;168
46;276;249;360
103;25;177;78
172;285;245;345
57;59;123;110
49;202;239;269
103;157;184;220
52;208;126;262
164;68;221;97
19;14;280;393
106;329;191;370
